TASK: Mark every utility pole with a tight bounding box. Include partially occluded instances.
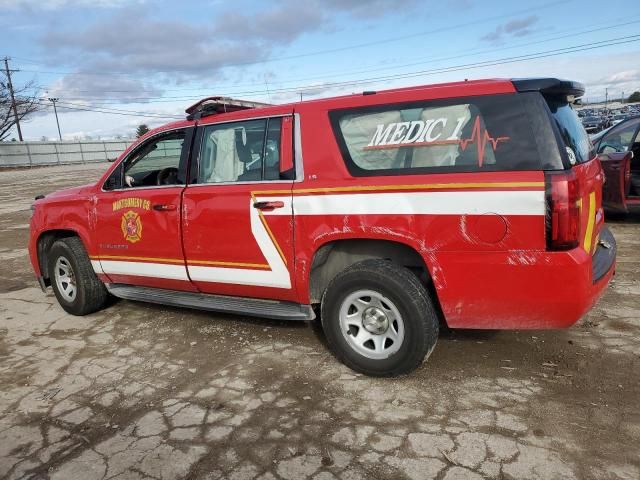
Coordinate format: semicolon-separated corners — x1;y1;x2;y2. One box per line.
3;57;23;141
48;97;62;141
604;88;608;113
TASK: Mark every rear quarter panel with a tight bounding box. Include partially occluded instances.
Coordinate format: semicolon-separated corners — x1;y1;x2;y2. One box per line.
292;99;548;322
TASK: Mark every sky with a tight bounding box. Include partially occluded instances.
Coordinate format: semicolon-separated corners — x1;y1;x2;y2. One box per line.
1;0;639;140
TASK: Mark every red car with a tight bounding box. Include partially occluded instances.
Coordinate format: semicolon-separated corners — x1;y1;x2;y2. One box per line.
29;78;615;376
593;116;640;213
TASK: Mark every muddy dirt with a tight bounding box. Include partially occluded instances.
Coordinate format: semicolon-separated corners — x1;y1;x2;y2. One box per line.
0;164;638;479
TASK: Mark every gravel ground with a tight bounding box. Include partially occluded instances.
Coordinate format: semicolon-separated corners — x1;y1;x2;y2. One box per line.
0;164;638;480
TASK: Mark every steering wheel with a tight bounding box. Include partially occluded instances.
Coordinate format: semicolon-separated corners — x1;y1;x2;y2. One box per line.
157;167;179;186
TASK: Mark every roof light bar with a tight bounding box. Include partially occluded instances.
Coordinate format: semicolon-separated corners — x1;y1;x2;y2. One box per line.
185;96;272;120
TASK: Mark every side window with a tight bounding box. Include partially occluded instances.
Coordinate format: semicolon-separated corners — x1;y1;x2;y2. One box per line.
198;117;283;184
598;119;640;154
123;131;186;188
330;94;550;176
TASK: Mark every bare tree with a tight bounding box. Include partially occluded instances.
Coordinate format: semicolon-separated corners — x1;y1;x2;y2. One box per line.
0;76;41;141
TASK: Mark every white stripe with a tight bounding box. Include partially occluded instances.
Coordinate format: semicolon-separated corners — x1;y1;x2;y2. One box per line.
188;266;289;288
98;190;543;288
91;260;104;275
291;191;545;216
99;260;190;281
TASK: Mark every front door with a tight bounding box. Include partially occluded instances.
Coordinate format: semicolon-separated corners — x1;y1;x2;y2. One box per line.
182;114;297;301
94;127;196;291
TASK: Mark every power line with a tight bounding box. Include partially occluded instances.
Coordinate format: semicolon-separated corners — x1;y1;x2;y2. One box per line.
50;99;183;118
9;0;572;78
33;15;640;98
30;33;640;120
37;101;182;119
47;33;640;104
36;25;640;106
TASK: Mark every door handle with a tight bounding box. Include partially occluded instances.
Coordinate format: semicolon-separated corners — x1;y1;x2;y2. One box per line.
253;201;285;210
153;204;177;211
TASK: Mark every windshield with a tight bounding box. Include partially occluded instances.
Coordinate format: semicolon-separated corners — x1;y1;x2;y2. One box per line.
584;116;598;122
547;98;595;164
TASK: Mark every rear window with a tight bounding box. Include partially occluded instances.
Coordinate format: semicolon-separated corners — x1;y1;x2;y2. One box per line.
545;98;595;164
329;93;563;176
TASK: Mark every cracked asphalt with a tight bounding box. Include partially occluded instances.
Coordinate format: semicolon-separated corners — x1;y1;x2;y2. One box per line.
1;164;639;480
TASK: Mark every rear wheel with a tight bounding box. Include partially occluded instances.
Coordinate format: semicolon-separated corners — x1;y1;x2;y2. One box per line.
321;259;439;377
48;237;108;315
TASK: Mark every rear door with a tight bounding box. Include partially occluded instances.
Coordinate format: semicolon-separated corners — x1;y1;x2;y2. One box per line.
599;152;632;212
596;117;640;201
182;113;298;301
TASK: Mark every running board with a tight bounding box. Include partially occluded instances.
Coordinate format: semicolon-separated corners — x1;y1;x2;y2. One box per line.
106;284;315;321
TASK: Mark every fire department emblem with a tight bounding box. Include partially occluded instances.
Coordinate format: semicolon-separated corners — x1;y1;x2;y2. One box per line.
121;210;142;243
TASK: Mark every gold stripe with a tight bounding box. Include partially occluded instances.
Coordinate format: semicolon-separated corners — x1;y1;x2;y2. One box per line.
188;260;270;269
91;255;270;269
91;255;184;264
252;181;545;196
583;191;596;252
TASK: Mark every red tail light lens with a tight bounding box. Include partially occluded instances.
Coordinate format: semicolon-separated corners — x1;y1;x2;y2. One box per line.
546;170;581;250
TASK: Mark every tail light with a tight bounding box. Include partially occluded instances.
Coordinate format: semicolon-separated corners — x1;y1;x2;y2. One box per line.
546;170;581;250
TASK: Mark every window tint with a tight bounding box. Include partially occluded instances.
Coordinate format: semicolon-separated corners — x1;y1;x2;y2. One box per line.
198;118;282;184
330;94;551;176
546;98;594;164
597;118;640;154
123;131;185;188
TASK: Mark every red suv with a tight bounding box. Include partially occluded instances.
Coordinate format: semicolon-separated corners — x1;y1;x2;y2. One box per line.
29;78;616;376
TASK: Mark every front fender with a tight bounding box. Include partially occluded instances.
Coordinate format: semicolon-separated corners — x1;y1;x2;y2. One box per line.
29;196;96;278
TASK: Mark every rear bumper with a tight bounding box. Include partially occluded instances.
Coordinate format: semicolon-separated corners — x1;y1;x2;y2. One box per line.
434;233;616;329
592;227;616;283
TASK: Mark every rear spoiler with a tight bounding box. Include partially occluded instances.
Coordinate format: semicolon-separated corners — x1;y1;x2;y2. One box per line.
185;97;272;121
512;78;585;99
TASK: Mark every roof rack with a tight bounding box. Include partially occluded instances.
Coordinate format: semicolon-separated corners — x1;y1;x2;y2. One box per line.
185;96;272;121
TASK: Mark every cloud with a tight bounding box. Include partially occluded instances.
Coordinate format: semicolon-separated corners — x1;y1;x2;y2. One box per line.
39;10;266;87
37;0;422;102
213;1;326;44
0;0;143;9
324;0;420;18
45;73;163;104
481;15;539;43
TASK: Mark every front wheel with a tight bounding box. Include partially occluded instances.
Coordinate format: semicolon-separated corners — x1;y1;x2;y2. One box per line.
48;237;109;316
321;259;439;377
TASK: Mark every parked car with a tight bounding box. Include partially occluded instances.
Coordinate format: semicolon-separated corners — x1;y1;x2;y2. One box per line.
611;114;627;126
594;116;640;213
29;78;616;376
582;115;607;133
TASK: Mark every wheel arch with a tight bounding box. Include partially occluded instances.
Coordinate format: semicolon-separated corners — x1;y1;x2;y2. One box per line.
308;238;444;322
37;229;85;284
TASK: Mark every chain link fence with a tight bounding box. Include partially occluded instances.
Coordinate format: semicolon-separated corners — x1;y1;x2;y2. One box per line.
0;140;135;168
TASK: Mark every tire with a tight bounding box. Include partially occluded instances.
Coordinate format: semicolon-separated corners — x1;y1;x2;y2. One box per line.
48;237;109;316
321;259;439;377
